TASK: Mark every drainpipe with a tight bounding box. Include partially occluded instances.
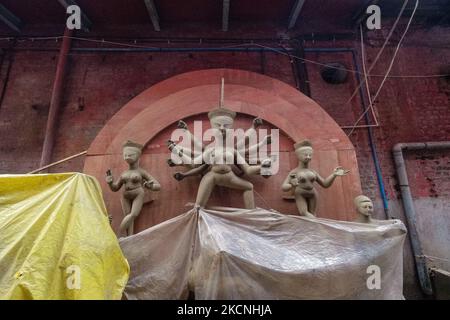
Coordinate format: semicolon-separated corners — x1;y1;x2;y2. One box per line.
39;28;73;168
350;49;390;218
393;141;450;295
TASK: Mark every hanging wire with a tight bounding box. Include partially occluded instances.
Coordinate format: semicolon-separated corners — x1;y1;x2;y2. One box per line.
347;0;420;136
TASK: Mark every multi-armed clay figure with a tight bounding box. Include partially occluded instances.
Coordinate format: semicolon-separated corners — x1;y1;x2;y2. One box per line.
282;140;349;218
167;79;272;209
106;140;160;236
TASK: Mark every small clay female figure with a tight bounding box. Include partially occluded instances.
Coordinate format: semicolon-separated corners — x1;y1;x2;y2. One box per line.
106;140;160;236
282;140;349;218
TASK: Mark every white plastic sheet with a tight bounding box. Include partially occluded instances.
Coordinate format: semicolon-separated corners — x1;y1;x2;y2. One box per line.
120;207;406;300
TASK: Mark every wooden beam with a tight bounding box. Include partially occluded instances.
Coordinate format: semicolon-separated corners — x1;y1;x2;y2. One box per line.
57;0;92;32
144;0;161;31
288;0;306;29
222;0;230;31
0;4;22;33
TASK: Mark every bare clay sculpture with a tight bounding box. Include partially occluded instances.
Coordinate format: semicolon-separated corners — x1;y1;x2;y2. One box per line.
282;140;349;218
354;195;398;225
167;79;272;209
106;140;160;236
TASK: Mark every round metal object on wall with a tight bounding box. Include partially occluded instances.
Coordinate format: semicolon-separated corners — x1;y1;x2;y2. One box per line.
321;62;348;84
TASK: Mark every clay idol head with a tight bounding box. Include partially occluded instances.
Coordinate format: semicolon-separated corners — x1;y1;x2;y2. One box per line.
208;78;236;135
122;140;143;164
354;195;374;217
294;140;313;164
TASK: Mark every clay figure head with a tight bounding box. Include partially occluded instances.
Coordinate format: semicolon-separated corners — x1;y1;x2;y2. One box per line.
208;108;236;136
354;195;374;217
122;140;143;164
294;140;313;164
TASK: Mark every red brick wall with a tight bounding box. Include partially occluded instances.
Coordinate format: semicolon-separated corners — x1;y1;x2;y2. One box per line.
0;24;449;299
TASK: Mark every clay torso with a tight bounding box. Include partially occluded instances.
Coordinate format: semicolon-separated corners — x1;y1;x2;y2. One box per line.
294;169;317;196
121;170;144;192
210;148;234;174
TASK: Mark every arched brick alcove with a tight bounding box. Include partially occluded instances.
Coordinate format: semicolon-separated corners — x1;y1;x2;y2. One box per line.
84;69;362;233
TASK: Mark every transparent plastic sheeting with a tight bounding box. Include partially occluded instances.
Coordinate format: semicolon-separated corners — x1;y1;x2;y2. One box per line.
0;173;129;300
121;208;406;300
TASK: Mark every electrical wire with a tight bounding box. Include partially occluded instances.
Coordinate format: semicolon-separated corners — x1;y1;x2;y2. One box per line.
360;23;379;127
345;0;410;105
0;35;448;79
347;0;420;136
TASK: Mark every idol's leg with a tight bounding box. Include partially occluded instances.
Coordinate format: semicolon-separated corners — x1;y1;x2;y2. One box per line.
195;172;216;208
218;174;255;209
295;193;315;218
120;191;145;236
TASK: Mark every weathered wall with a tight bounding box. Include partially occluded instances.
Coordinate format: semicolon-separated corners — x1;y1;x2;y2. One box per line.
0;24;449;299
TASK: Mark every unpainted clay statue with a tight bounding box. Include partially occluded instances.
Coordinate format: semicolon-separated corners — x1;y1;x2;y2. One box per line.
106;140;161;236
282;140;349;218
167;80;272;209
354;195;398;225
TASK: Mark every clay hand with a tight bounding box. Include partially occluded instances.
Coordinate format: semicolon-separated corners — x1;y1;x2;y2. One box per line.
289;173;299;187
261;158;271;168
167;140;176;151
177;120;188;130
253;117;263;128
106;173;114;184
167;159;177;167
143;180;154;189
333;166;350;176
174;172;185;181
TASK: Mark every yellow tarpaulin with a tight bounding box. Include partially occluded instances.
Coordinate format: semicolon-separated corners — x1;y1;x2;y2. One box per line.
0;173;129;300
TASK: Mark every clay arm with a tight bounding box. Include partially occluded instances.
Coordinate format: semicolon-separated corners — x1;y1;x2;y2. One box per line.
167;140;197;158
282;171;298;192
246;134;272;154
235;151;271;176
235;151;259;175
236;117;264;150
177;120;204;151
106;175;123;192
167;140;196;165
174;164;209;181
141;171;161;191
315;167;349;188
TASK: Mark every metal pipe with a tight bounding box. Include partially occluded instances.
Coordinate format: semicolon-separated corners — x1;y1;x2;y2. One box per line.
70;47;355;53
0;48;14;111
71;47;290;53
39;28;73;168
0;33;355;44
392;141;450;295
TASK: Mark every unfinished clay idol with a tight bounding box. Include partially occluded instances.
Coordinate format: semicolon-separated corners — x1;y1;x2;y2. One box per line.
167;79;273;209
282;140;349;218
106;140;160;236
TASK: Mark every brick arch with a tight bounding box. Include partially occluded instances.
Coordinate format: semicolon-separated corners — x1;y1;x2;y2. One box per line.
84;69;362;232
